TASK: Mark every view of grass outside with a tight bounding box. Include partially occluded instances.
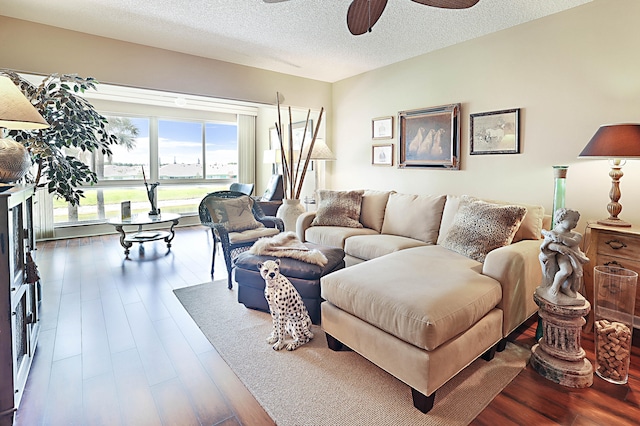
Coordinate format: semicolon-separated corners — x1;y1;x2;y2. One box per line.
53;184;229;223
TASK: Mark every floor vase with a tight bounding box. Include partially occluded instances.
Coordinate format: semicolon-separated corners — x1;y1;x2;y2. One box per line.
276;198;306;232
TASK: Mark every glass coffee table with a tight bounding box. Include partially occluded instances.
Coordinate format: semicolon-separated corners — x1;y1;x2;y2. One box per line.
109;213;180;258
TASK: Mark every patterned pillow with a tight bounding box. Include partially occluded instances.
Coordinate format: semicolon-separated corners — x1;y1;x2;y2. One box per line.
204;195;264;232
311;190;364;228
441;196;527;262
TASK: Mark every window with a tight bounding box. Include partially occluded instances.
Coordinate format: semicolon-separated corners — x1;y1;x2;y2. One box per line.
53;116;241;225
101;117;150;180
158;119;203;179
206;122;238;179
54;115;246;225
17;75;264;238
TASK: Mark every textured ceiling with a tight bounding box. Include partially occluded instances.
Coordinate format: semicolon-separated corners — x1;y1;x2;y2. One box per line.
1;0;592;82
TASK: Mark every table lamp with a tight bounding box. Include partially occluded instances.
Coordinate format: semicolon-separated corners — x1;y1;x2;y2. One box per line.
305;138;336;162
0;75;49;185
579;124;640;227
263;149;277;175
301;138;335;195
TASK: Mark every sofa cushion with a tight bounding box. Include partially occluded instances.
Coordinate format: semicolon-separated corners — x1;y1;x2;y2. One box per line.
437;195;464;245
360;190;393;232
321;245;502;351
441;196;527;263
381;193;446;244
305;225;378;248
345;234;428;261
438;195;544;244
311;190;364;228
204;195;263;232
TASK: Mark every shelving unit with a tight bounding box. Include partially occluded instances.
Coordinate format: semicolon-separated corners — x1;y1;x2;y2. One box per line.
0;185;39;426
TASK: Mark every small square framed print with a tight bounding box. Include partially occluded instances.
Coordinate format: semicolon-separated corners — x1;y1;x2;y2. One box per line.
470;108;520;155
372;143;393;166
372;116;393;140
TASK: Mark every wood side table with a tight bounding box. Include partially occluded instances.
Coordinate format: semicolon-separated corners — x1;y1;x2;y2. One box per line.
109;213;180;258
583;223;640;330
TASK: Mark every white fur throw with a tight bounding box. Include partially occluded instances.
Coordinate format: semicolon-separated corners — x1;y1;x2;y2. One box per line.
249;232;328;267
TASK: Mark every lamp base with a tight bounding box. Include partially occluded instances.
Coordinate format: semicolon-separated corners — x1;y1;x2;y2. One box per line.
597;217;632;227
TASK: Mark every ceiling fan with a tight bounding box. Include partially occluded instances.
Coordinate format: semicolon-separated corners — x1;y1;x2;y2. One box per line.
263;0;480;35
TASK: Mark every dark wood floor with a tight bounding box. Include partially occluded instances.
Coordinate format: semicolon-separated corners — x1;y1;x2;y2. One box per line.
13;225;640;425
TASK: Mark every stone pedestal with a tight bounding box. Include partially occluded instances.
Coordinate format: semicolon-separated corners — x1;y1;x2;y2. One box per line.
530;290;593;388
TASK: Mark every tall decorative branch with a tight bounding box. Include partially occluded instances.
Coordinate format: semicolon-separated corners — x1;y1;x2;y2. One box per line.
274;92;325;200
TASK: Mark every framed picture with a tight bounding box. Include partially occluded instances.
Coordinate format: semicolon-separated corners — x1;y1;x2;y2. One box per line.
372;143;393;166
470;108;520;155
398;103;460;169
372;116;394;139
270;120;313;150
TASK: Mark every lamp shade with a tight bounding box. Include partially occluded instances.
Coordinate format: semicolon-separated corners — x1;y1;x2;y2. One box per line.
579;124;640;158
263;149;277;164
0;75;49;184
303;138;336;160
0;76;49;129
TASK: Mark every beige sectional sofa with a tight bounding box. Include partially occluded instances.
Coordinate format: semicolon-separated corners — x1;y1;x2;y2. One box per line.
296;190;548;413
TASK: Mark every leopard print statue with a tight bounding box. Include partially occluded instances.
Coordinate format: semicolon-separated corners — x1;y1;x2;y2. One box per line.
258;259;314;351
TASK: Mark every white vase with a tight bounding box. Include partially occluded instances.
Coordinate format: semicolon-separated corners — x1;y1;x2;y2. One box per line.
276;199;306;232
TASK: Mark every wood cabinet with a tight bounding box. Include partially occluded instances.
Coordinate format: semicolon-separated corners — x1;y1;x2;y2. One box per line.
584;223;640;329
0;186;39;426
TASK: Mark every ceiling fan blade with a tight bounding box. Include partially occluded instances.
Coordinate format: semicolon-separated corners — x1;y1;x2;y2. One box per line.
411;0;480;9
347;0;388;36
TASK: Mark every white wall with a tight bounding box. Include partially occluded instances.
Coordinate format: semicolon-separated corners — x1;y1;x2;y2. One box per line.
330;0;640;231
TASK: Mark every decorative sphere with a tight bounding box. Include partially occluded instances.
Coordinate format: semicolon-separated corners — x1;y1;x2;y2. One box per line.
0;138;31;183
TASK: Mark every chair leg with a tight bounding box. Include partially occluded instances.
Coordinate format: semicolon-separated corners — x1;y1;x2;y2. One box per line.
223;251;233;290
210;230;217;277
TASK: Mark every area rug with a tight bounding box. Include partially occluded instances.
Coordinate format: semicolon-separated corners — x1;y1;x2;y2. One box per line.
174;281;531;426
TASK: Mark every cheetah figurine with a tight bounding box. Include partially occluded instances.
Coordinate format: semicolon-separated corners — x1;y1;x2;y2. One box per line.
258;259;314;351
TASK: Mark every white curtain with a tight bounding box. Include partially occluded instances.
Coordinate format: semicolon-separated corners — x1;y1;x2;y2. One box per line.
237;114;256;189
33;188;54;240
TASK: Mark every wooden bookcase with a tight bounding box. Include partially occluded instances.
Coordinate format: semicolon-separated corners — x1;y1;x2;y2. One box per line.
0;186;39;426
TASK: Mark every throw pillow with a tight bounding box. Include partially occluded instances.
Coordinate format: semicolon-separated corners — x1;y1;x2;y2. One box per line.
441;196;527;262
311;190;364;228
204;195;264;232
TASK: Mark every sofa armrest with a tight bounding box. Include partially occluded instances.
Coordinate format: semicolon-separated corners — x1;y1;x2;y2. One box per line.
483;239;542;338
296;211;317;242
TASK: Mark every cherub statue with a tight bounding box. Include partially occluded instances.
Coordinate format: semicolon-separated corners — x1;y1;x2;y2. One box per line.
537;208;589;306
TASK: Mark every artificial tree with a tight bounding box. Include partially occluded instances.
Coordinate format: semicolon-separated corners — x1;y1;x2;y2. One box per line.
0;70;117;206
